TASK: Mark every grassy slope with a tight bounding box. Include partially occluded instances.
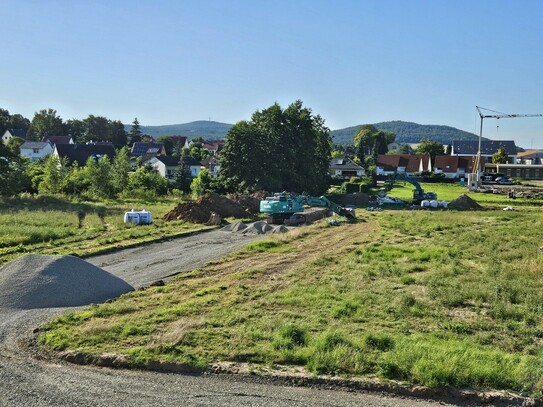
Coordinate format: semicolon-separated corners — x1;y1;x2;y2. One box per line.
0;196;212;265
39;201;543;397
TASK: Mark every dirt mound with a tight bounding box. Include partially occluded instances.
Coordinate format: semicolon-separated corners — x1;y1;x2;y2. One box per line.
243;221;274;235
163;193;250;223
0;254;133;309
227;193;264;214
448;194;483;210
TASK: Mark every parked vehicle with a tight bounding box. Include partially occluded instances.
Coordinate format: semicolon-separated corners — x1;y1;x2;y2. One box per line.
495;177;514;185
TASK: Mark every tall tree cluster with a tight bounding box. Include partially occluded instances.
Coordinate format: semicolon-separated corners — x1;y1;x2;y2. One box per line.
219;100;332;195
353;124;395;182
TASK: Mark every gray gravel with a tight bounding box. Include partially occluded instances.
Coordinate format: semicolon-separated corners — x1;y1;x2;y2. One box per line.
0;230;461;406
0;254;133;309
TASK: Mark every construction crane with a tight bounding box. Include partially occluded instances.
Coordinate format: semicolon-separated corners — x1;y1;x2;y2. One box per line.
472;106;543;178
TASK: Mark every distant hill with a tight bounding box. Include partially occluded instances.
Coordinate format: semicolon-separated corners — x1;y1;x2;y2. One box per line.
331;121;480;145
124;121;232;139
125;119;480;145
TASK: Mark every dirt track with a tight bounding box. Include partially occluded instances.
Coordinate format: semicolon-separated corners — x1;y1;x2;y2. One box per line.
0;230;457;406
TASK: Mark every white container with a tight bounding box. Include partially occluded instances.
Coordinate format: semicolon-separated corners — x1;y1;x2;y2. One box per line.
429;200;438;208
421;200;430;207
124;209;152;225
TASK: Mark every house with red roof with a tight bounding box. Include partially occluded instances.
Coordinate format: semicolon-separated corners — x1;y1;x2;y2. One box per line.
376;154;432;176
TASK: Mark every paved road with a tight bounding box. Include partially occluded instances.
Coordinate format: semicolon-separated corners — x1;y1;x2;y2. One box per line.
0;230;460;406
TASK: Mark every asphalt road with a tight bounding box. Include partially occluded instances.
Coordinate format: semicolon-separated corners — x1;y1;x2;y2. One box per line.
0;230;460;406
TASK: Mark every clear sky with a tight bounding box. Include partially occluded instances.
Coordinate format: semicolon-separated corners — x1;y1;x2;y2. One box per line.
2;0;543;147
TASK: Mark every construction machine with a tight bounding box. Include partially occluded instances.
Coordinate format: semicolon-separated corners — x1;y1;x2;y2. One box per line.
260;192;356;225
380;173;437;204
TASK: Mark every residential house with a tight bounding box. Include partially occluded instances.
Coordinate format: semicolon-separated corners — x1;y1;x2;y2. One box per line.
42;135;74;145
147;155;202;181
329;157;365;179
516;149;543;165
2;128;26;144
451;140;517;164
433;155;475;179
53;143;116;166
201;140;225;156
131;142;166;159
201;156;220;177
376;154;432;176
20;141;53;162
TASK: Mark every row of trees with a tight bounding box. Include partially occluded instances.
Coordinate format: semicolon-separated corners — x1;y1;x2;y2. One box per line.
0;108;142;148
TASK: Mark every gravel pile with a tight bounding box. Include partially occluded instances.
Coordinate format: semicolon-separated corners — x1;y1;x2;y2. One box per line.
220;222;248;232
243;221;275;235
0;254;134;309
271;225;289;234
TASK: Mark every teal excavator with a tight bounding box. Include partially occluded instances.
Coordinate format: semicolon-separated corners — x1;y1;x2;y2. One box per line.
260;192;356;225
381;173;437;203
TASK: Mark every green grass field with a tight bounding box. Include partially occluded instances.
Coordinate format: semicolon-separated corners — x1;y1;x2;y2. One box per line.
38;194;543;398
0;195;212;265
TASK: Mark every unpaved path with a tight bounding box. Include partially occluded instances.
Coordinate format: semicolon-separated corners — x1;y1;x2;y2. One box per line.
0;229;458;406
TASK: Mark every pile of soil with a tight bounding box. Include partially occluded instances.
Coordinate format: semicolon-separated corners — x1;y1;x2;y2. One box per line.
163;193;251;223
227;192;266;215
448;194;483;210
0;254;133;309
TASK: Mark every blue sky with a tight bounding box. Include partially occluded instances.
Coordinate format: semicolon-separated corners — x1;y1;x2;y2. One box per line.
2;0;543;147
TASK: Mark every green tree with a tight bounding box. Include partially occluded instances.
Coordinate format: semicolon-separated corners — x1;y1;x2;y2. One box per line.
415;139;445;161
109;120;128;148
126;166;169;197
397;143;414;154
83;115;110;143
6;137;24;156
83;155;113;198
353;124;395;183
9;114;30;134
0;139;28;196
219;100;332;194
111;147;131;194
39;154;63;194
173;157;192;192
27;109;66;140
130;117;142;144
190;168;213;196
0;109;9;135
66;119;86;142
157;136;174;155
492;146;509;164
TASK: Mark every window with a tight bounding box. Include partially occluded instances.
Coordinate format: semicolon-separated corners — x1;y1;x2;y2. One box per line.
33;148;40;154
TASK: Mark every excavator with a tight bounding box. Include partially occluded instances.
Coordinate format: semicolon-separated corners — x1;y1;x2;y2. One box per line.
379;173;437;204
260;192;356;225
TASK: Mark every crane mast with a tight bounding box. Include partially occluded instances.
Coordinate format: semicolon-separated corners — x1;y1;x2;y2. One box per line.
472;106;543;178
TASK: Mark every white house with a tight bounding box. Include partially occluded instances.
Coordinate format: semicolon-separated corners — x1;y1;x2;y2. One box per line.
20;141;53;162
329;157;365;179
2;129;26;145
147;156;202;181
201;156;220;177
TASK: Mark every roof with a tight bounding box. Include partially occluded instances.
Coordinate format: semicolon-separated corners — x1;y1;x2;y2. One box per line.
434;155;474;173
168;136;188;145
377;154;431;173
452;140;517;156
54;143;116;166
201;156;220;166
517;149;543;158
20;141;51;150
42;136;72;145
329;157;364;171
152;155;202;167
131;142;165;157
4;128;27;138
